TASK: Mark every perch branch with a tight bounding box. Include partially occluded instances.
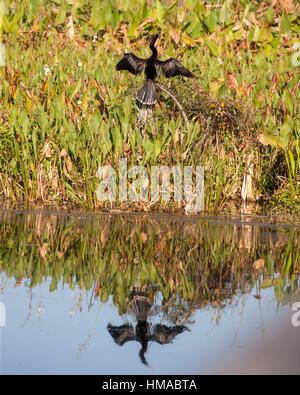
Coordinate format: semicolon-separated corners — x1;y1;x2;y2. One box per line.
155;82;190;129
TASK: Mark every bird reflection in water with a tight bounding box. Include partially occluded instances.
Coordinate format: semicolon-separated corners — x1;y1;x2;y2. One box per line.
107;288;188;366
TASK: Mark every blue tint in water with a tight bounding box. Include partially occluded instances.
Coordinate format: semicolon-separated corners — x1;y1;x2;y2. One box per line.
0;210;299;374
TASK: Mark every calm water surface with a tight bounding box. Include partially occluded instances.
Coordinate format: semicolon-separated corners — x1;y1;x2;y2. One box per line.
0;210;299;374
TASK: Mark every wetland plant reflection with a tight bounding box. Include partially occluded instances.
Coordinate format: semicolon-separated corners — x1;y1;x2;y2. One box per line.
0;210;299;366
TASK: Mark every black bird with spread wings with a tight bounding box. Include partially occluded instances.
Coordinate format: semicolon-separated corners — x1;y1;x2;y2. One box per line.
107;292;188;366
115;34;194;106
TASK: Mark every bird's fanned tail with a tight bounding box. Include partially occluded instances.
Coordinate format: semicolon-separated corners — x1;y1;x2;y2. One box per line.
136;80;157;106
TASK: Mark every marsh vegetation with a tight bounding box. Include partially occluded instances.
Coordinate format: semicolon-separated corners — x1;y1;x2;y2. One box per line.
0;0;299;213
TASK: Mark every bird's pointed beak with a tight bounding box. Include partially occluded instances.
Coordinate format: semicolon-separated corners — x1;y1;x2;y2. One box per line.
154;32;164;48
157;31;166;45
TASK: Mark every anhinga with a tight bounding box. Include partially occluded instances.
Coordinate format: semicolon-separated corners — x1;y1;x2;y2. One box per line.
107;291;188;366
116;34;194;106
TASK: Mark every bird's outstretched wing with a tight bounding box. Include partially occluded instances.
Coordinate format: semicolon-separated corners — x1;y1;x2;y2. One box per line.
159;58;194;78
116;53;146;75
107;323;136;346
150;324;188;344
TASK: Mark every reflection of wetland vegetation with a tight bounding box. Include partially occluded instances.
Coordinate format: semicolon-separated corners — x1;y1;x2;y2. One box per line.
1;211;299;314
1;211;299;364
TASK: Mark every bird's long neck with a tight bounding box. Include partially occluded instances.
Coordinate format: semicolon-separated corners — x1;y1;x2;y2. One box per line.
150;37;158;59
150;45;157;59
